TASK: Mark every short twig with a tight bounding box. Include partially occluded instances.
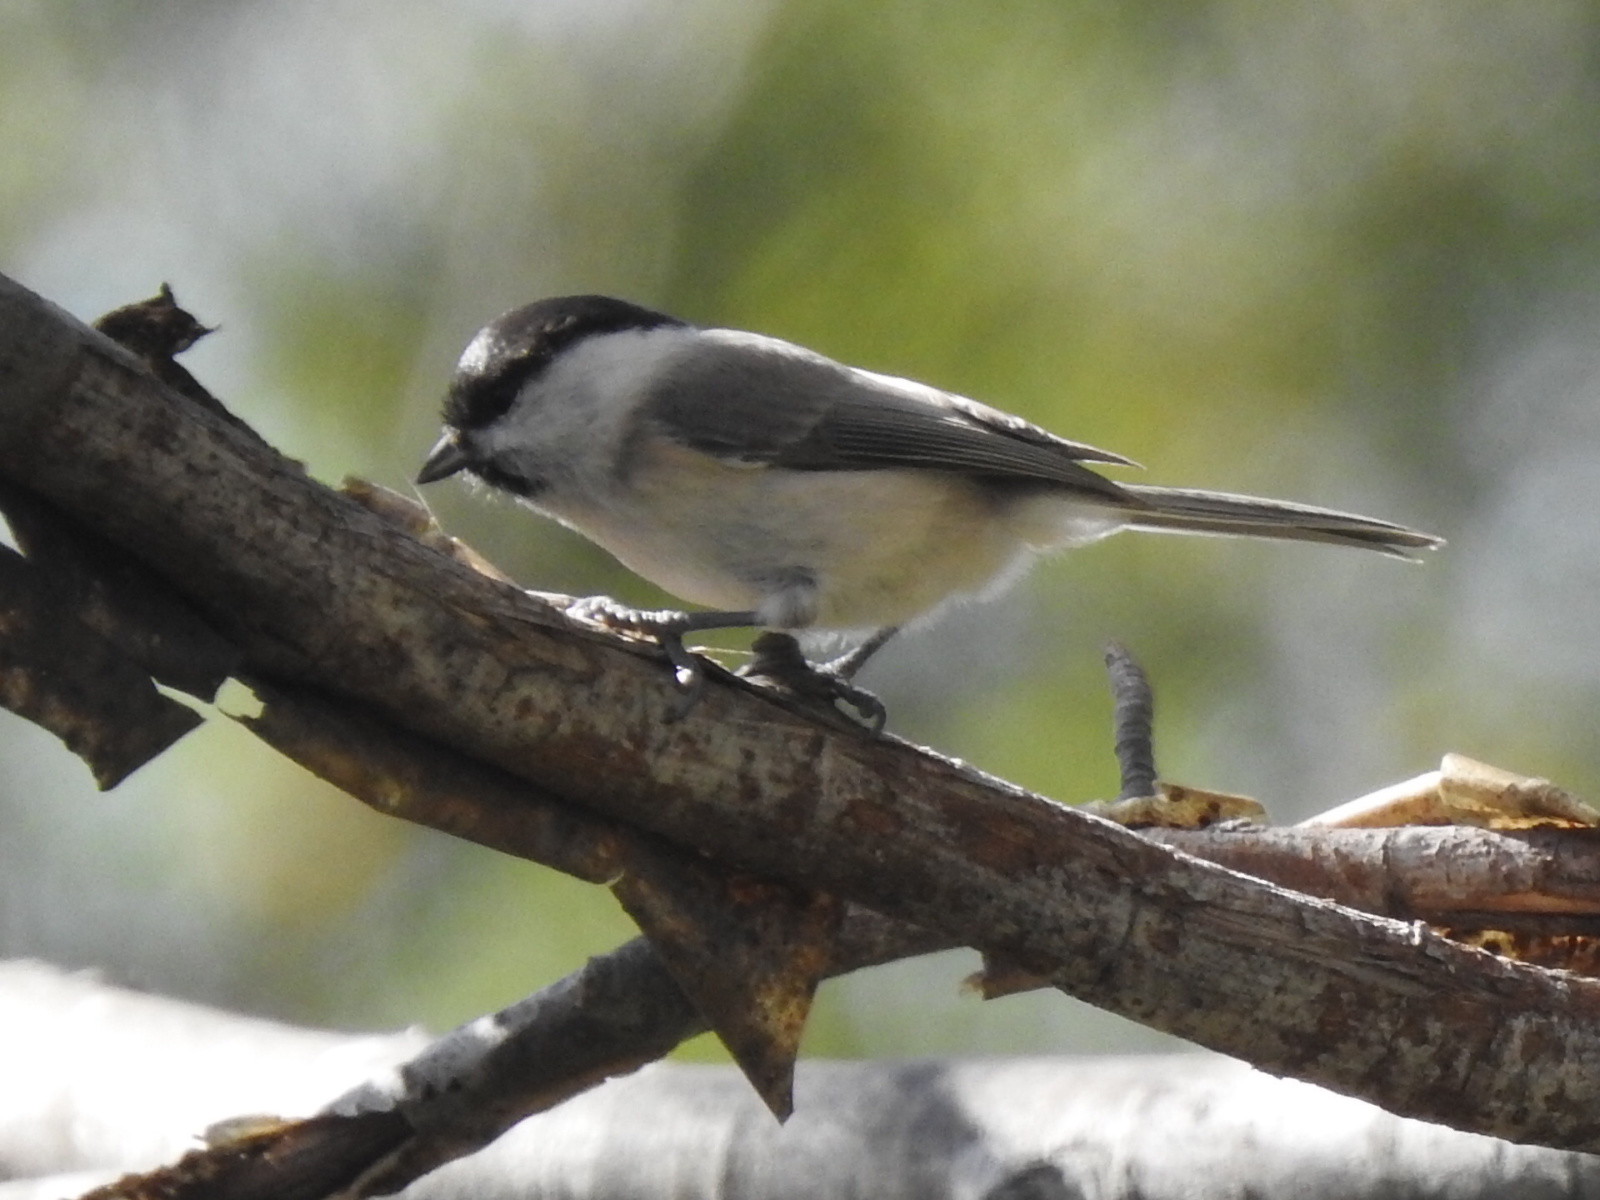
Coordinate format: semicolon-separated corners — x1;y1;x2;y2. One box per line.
1104;642;1157;801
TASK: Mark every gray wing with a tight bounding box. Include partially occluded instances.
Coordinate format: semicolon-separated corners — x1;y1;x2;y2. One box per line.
641;329;1136;502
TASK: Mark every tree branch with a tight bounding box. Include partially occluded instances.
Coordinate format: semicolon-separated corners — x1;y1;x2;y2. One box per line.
4;272;1600;1155
4;961;1598;1200
218;675;1600;1190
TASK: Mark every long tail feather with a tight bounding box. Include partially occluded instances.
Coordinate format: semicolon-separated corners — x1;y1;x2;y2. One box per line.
1116;484;1443;559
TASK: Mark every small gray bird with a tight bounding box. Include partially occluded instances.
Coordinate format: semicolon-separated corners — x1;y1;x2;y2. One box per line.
418;296;1439;721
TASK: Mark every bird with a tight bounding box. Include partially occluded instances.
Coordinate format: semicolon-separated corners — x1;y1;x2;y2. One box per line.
417;295;1440;725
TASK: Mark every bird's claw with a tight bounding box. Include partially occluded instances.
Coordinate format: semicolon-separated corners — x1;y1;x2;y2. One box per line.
563;600;887;731
742;632;888;734
564;596;707;718
565;595;689;635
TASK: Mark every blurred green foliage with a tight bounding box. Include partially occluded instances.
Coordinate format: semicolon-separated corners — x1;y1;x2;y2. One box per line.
4;0;1600;1061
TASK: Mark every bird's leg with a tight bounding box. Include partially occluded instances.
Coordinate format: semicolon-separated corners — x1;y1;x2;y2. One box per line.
819;625;900;681
565;595;894;731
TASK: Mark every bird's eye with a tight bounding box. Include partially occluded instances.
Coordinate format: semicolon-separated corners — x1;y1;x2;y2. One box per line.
474;459;546;499
448;363;529;429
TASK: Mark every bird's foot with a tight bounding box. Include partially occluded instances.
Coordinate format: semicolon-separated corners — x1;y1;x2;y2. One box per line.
564;595;709;717
741;632;888;734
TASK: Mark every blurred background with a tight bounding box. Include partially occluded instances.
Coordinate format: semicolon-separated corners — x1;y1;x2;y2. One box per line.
1;0;1596;1061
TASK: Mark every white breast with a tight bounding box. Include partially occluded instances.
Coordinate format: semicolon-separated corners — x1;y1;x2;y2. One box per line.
542;437;1122;631
499;325;1128;630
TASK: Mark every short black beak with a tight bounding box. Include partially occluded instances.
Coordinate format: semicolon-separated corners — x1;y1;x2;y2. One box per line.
417;432;472;484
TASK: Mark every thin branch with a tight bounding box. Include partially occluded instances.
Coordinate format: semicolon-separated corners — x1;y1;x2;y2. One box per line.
1152;824;1600;919
9;961;1600;1200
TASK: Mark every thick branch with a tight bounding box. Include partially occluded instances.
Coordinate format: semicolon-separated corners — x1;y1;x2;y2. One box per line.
223;677;1600;1188
3;273;1600;1149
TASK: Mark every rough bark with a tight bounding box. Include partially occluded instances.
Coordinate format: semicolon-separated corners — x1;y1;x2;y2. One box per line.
2;272;1600;1151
